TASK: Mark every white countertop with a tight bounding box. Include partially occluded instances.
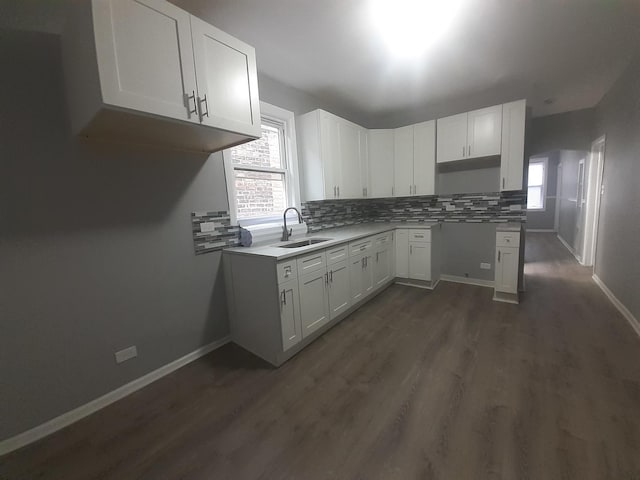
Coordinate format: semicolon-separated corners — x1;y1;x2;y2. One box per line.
224;222;439;260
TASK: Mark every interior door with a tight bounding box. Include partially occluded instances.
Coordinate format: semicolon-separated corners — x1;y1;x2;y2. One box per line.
413;120;436;195
409;243;431;281
495;247;518;294
279;280;301;351
190;15;260;136
368;130;395;198
393;125;414;196
338;120;364;198
575;159;586;257
436;113;467;163
299;271;330;338
328;261;351;319
95;0;198;122
468;105;502;158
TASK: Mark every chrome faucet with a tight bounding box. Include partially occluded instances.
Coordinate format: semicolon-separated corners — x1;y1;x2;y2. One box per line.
282;207;303;241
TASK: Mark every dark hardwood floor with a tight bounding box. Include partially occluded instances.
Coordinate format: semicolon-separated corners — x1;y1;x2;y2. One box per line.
2;233;640;479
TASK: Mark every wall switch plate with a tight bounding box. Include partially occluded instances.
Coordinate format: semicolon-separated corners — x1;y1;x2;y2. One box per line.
200;222;216;233
480;262;491;270
115;346;137;364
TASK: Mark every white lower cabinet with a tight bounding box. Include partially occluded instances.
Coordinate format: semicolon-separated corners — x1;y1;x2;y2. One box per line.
395;227;440;288
299;268;331;338
327;260;351;319
494;229;522;303
350;253;374;304
373;232;394;287
279;279;302;352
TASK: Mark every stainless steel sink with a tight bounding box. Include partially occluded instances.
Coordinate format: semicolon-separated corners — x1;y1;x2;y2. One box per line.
277;238;332;248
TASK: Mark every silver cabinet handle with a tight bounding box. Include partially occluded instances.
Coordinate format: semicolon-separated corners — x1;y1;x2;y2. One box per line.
186;90;197;116
391;186;394;196
364;187;367;197
502;178;505;189
325;272;329;284
333;186;337;198
198;94;209;120
468;145;471;156
281;289;286;305
498;250;501;262
361;257;365;268
337;186;340;197
376;252;379;262
462;146;465;157
410;245;413;255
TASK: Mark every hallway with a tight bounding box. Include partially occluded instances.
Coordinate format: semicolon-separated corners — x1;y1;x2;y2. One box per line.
1;233;640;479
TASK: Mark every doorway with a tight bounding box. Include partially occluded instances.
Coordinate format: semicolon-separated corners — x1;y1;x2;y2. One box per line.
581;136;606;267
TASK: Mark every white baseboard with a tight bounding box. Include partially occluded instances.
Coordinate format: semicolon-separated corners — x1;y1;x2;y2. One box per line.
440;274;495;288
556;234;583;264
526;229;556;233
0;336;231;456
592;275;640;338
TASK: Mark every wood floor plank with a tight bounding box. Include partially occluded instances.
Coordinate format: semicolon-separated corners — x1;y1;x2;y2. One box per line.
2;233;640;480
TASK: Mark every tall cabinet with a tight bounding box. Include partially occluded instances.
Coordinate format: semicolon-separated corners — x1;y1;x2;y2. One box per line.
393;121;436;197
298;110;368;200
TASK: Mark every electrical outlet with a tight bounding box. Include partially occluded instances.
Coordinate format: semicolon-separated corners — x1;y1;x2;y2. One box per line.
115;346;137;364
200;222;216;233
480;262;491;270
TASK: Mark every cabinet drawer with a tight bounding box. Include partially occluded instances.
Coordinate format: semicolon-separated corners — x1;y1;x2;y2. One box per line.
374;231;393;248
496;231;520;248
277;259;297;285
296;250;327;276
408;229;431;243
349;239;373;257
326;244;348;265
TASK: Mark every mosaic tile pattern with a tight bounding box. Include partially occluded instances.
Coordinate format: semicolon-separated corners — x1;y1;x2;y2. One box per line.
302;191;527;232
191;211;240;255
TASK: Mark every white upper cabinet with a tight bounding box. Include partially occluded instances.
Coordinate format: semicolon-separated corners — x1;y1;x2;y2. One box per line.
368;129;394;198
467;105;503;158
393;126;414;197
436;105;502;163
299;110;368;201
500;99;527;191
436;113;468;163
412;121;436;196
190;16;260;137
63;0;260;152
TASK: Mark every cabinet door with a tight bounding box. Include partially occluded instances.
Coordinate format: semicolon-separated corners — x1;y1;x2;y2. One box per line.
374;248;392;287
362;253;375;297
328;261;351;319
279;280;302;352
94;0;198;122
500;100;526;191
468;105;502;158
368;130;395;198
413;120;436;196
395;229;409;278
190;16;260;137
409;242;431;281
299;270;330;338
359;128;370;198
350;254;365;303
338;120;364;199
394;125;414;196
436;113;467;163
321;112;341;199
495;246;519;294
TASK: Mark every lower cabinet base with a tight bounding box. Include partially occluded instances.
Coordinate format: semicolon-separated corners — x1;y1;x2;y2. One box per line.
493;290;520;304
394;277;439;290
233;279;396;368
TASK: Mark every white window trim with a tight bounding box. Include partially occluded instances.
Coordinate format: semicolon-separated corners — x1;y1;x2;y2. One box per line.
527;157;548;211
223;101;301;226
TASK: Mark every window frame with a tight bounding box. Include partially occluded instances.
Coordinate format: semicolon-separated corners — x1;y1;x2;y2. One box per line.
527;157;548;211
223;102;301;226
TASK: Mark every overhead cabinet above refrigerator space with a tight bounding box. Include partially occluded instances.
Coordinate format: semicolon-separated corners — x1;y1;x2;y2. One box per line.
63;0;261;152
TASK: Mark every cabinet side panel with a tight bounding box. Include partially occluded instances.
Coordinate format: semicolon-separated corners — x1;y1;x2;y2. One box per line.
62;1;102;134
228;254;281;363
298;111;324;201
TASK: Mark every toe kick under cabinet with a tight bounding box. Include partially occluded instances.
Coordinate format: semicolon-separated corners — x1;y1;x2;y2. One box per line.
223;232;396;366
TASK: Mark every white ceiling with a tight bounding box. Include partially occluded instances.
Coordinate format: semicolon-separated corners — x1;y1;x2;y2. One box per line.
2;0;638;126
173;0;640;126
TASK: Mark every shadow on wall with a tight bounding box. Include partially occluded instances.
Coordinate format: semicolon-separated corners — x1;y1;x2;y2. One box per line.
0;29;209;236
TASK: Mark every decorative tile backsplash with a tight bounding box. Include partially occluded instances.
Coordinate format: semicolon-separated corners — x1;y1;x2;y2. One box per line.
302;191;527;232
191;211;239;255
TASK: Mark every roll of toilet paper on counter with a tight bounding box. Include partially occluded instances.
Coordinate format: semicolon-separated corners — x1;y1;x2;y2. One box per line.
238;222;308;247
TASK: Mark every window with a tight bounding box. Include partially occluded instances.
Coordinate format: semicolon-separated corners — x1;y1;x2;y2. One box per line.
527;158;547;210
224;103;299;225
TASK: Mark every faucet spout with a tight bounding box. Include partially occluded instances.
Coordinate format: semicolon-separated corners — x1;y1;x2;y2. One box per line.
282;207;303;242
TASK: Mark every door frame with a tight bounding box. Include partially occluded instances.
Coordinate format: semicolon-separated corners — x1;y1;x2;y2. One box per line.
582;136;606;267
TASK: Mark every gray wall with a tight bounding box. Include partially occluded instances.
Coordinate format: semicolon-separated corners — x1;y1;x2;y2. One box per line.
526;152;560;231
593;55;640;322
440;224;497;282
0;31;230;440
529;108;596;155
